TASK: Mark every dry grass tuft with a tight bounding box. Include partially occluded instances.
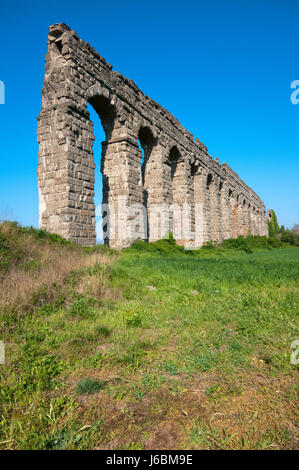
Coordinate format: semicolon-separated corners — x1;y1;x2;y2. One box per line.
75;272;114;301
0;222;116;316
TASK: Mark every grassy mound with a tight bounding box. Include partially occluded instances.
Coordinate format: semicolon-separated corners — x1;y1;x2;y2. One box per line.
0;221;114;317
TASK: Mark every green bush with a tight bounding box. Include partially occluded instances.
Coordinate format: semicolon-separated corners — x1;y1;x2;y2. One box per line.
2;345;65;398
118;341;152;369
69;298;97;319
19;225;71;246
127;233;187;256
280;229;299;246
95;325;111;337
75;378;106;395
126;233;289;257
44;429;70;450
221;236;252;252
0;221;75;273
0;232;13;271
126;312;142;327
0;228;24;272
165;362;179;375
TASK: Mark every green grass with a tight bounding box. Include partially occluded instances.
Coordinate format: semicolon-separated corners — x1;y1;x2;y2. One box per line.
109;246;298;375
75;378;106;395
0;224;298;449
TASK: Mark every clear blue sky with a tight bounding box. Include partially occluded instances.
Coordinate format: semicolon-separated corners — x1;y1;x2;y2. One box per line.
0;0;298;230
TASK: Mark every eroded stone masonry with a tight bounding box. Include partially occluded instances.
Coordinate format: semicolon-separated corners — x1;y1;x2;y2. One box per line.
37;23;268;248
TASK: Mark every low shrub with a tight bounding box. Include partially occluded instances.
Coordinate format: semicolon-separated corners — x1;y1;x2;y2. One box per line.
75;378;106;395
126;312;142;327
69;298;98;319
94;325;111;337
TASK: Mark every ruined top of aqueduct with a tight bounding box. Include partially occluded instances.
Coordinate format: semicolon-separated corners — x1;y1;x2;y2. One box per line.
37;23;268;248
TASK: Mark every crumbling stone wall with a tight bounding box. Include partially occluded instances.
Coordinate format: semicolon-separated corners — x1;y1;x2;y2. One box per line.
37;23;268;248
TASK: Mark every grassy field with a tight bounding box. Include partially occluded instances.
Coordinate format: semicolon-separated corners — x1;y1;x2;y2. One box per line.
0;222;298;450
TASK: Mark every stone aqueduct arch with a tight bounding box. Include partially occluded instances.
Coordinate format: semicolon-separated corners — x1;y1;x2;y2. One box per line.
37;23;268;248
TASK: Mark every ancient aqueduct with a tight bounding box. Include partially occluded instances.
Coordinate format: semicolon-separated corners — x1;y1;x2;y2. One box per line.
37;23;268;248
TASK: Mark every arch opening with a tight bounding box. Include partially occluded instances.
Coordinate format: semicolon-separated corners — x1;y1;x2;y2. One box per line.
167;146;183;239
137;127;156;241
168;146;181;182
206;173;213;188
138;126;155;188
87;95;117;244
88;95;116;141
190;162;197;239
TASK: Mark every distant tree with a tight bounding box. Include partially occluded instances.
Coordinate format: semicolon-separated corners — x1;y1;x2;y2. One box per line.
277;223;299;246
290;224;299;246
268;209;279;237
280;229;296;245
